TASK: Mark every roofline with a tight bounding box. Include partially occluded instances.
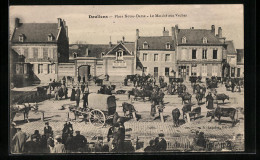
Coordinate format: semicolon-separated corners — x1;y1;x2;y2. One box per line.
106;42;133;55
178;44;225;46
138;49;175;51
11;42;58;44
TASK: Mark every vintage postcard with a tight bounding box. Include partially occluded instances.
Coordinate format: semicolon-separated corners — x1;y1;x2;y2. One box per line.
9;5;244;154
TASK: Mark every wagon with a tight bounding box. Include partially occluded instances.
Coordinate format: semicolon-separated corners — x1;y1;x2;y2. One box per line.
69;93;117;127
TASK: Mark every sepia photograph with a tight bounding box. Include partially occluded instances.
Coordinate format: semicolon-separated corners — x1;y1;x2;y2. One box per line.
9;5;245;154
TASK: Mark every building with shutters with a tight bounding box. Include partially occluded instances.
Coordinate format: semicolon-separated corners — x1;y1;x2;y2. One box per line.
10;18;69;85
136;27;176;78
172;25;227;80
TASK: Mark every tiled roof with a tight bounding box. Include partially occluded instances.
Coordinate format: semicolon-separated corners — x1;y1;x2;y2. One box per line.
69;44;116;58
137;36;174;50
236;49;244;64
225;41;237;55
177;29;223;45
123;42;135;53
12;23;59;43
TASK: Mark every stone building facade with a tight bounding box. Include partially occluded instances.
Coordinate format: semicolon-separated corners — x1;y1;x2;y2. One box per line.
11;18;69;85
172;25;226;80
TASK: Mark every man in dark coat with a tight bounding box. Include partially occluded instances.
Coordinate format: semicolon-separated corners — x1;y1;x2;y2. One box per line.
117;120;125;152
83;76;86;84
74;131;87;152
24;135;41;153
44;122;53;139
144;139;156;152
155;133;167;151
75;87;81;107
70;87;76;101
65;133;75;153
12;128;28;153
81;84;85;94
78;75;81;83
32;130;41;143
206;92;214;109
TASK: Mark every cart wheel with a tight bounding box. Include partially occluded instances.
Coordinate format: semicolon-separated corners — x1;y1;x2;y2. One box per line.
89;109;105;127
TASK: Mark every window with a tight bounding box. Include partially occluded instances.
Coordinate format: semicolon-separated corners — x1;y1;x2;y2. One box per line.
231;67;235;77
192;49;197;59
203;37;208;44
166;42;171;49
28;48;33;58
191;65;197;76
202;49;207;59
48;64;55;73
24;64;27;74
154;54;158;61
154;67;158;77
48;48;53;59
202;64;207;76
116;50;123;60
181;49;188;60
38;48;43;58
143;42;148;49
212;64;218;76
213;49;218;59
165;67;169;77
143;53;147;61
33;48;38;58
43;48;48;58
19;35;24;42
38;64;43;74
48;34;53;41
237;68;240;77
165;54;170;62
73;52;77;58
182;36;186;43
24;48;29;57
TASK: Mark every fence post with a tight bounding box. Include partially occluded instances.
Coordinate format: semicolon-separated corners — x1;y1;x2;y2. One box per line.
41;112;44;121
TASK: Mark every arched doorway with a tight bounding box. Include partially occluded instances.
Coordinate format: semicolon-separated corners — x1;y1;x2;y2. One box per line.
78;65;90;80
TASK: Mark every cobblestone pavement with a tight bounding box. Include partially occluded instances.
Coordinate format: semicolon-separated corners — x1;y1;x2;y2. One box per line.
12;80;244;149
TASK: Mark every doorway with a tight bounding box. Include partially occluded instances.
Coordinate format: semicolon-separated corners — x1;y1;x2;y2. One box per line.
78;65;90;80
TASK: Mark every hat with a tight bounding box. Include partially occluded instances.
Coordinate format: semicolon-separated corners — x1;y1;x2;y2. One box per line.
158;133;165;137
45;122;49;125
75;131;80;134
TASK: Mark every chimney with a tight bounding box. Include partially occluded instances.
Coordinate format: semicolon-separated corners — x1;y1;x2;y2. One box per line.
15;18;20;28
136;29;139;39
163;27;169;36
109;36;112;47
191;27;194;29
175;25;179;33
122;36;125;43
63;20;66;27
65;26;68;38
211;25;215;35
57;18;62;28
218;27;222;38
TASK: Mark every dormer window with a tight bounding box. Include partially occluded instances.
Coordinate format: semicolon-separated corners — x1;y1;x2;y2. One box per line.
48;34;53;41
166;42;171;49
19;34;24;42
143;41;148;49
182;36;186;43
73;52;78;58
203;37;208;44
116;50;123;60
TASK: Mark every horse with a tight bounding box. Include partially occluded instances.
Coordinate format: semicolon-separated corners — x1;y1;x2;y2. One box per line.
10;103;39;124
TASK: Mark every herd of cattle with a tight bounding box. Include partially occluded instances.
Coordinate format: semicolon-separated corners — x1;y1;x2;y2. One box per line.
11;74;243;128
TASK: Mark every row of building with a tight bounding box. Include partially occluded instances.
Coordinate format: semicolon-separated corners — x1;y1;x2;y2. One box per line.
10;18;244;87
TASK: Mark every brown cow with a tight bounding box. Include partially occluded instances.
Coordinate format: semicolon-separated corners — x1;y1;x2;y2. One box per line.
206;106;237;126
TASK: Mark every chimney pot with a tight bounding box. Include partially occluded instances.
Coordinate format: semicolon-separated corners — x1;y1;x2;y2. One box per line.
57;18;62;28
15;18;20;28
211;25;215;35
218;27;222;38
136;29;139;39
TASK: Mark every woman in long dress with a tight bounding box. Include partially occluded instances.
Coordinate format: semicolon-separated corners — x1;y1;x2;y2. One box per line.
206;92;214;109
70;87;76;101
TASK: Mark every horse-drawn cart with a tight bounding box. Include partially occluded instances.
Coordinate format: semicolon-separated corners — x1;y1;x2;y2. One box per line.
69;93;117;127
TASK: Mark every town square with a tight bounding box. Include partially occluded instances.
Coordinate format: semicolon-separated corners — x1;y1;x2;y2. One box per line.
9;5;244;153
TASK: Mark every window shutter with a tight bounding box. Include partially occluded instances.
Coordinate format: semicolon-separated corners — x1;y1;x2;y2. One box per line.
52;64;56;74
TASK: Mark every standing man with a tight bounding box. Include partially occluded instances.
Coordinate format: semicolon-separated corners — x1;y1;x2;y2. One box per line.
75;87;81;107
82;85;89;108
54;86;59;101
83;76;86;84
155;133;167;151
78;75;81;84
44;122;53;139
81;83;85;94
12;128;28;153
24;135;41;153
74;131;87;152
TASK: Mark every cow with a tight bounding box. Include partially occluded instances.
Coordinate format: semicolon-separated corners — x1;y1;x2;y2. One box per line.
180;92;192;104
181;103;195;120
215;94;229;104
206;106;237;126
189;106;201;121
11;103;39;124
122;102;137;120
196;92;204;104
172;108;180;127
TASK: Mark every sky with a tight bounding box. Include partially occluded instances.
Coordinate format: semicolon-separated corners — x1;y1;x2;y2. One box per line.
9;5;244;49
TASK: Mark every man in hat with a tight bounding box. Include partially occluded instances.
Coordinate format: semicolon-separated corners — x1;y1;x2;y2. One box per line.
49;135;66;153
144;139;156;152
81;83;85;94
44;122;53;139
32;130;41;143
155;133;167;151
12;128;28;153
74;131;87;152
75;87;81;107
117;118;125;152
24;135;41;153
65;133;75;153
